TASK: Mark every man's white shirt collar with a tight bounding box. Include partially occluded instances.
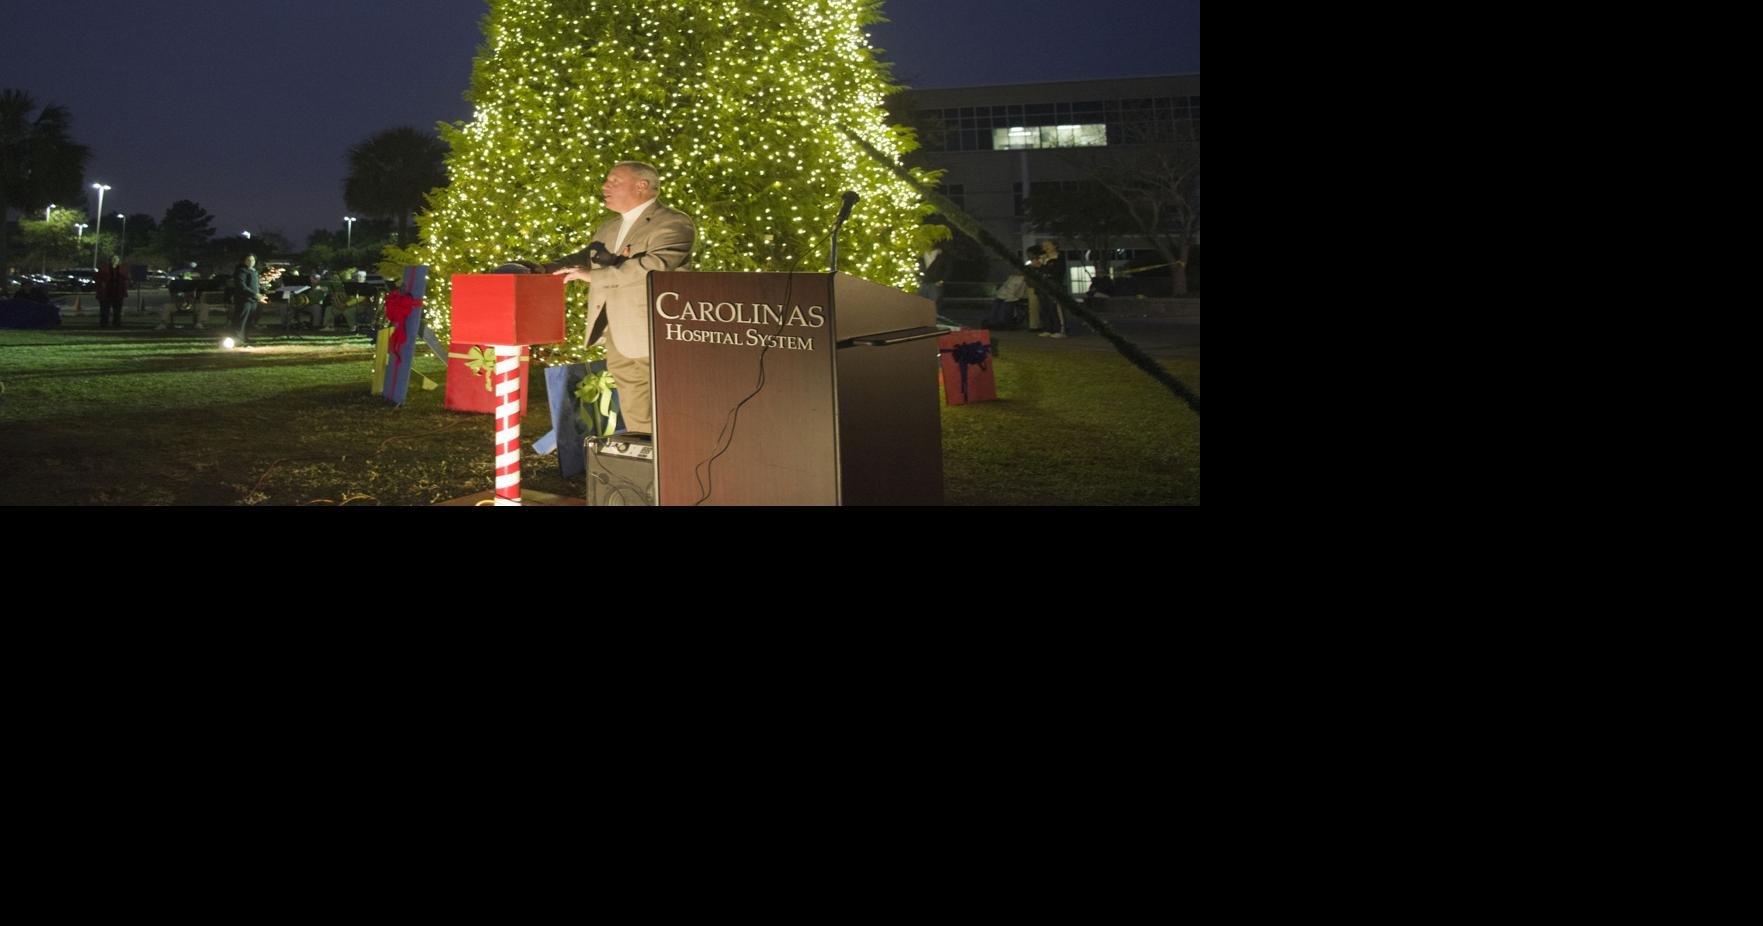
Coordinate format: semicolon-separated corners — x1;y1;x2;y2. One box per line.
613;199;657;253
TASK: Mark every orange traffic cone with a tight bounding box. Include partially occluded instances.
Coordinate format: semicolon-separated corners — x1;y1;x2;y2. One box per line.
72;294;83;316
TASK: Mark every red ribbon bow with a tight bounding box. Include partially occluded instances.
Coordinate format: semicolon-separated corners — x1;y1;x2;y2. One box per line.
384;290;423;373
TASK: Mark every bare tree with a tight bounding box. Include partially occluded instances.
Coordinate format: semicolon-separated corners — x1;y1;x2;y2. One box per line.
1024;180;1132;280
1065;120;1199;296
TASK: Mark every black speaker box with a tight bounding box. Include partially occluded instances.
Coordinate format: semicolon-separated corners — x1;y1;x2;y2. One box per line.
586;435;656;506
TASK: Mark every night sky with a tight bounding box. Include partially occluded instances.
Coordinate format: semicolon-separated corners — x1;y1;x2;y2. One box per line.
0;0;1199;250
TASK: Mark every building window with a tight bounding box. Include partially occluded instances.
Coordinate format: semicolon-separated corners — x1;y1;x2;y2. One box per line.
910;93;1197;152
992;123;1107;150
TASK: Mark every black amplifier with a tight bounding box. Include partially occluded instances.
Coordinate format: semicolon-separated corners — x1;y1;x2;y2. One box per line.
585;435;656;506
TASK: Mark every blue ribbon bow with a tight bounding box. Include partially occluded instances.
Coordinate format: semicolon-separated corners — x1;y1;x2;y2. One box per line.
940;340;992;402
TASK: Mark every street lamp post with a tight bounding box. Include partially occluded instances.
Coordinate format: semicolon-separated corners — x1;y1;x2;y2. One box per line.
116;213;128;261
75;223;88;260
344;216;357;248
41;205;56;271
91;182;111;268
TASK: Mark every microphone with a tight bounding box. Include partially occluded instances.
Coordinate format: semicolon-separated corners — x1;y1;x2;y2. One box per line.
828;192;860;273
587;242;618;266
507;244;621;277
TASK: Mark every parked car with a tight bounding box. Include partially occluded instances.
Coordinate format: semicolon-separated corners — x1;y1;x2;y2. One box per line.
51;268;98;291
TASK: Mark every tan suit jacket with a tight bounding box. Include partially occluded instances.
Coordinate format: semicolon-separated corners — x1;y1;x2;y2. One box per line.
545;201;695;359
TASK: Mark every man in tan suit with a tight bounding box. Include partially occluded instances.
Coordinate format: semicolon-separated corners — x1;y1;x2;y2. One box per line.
544;160;695;435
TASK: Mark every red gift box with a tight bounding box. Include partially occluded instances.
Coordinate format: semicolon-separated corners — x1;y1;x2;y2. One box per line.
445;343;533;415
450;274;566;346
938;329;997;405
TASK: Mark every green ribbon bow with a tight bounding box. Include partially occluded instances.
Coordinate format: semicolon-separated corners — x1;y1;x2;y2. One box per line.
448;345;528;393
574;370;619;437
465;345;496;392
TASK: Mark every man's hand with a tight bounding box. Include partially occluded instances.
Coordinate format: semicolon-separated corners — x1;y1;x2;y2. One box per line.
553;267;592;284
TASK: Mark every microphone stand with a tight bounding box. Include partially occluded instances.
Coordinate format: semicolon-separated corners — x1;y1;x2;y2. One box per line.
829;217;847;273
828;193;858;273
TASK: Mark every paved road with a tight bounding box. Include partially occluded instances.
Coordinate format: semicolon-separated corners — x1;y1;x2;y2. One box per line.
937;302;1199;361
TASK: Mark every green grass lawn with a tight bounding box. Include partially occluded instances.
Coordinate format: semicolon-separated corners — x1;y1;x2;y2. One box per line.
940;336;1200;505
0;320;1199;505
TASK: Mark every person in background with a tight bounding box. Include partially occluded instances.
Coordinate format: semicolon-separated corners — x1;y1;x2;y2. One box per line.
96;254;128;329
983;266;1029;330
1087;261;1118;305
232;254;266;343
1029;240;1068;338
918;244;952;311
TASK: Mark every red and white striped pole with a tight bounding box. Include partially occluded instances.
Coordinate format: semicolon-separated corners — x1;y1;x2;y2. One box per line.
492;345;525;506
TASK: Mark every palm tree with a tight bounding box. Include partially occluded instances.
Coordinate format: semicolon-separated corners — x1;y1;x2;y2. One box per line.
343;126;448;247
1;88;91;273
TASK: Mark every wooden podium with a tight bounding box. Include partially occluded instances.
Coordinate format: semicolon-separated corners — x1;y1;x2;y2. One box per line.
648;271;944;505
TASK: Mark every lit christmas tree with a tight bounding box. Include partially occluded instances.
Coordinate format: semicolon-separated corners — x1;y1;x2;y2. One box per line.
392;0;943;365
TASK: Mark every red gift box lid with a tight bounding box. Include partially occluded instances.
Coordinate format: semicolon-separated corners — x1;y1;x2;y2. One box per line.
450;274;567;346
